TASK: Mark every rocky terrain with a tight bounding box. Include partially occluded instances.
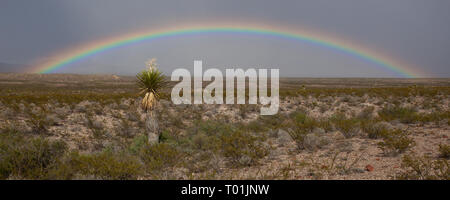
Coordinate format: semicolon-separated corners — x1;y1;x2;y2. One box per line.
0;73;448;180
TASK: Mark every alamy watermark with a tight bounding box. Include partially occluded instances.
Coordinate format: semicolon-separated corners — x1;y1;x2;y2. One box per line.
170;60;279;115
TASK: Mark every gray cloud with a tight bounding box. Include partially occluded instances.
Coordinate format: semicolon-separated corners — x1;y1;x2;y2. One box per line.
0;0;449;77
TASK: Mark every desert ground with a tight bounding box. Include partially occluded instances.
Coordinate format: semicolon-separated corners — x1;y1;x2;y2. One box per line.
0;73;448;180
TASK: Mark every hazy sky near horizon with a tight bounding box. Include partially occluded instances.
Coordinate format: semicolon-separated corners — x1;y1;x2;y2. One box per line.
0;0;449;77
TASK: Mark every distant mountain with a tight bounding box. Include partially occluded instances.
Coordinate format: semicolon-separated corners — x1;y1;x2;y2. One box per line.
0;62;29;73
0;73;135;82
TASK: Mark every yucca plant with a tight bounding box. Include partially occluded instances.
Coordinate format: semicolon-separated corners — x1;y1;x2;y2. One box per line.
137;58;167;112
136;58;167;144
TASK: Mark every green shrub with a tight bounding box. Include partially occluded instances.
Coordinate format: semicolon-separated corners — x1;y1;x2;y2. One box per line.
70;151;143;180
139;143;184;172
0;131;145;180
0;131;67;179
182;120;268;167
26;109;51;134
378;106;419;124
361;121;390;139
256;113;287;130
331;113;360;138
419;111;450;124
128;134;148;154
242;120;267;133
286;112;318;149
292;112;317;132
397;154;449;180
377;129;415;156
182;120;228;150
158;129;178;144
220;131;268;167
240;112;287;133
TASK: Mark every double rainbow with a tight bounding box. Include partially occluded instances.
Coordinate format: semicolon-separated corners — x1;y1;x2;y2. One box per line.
30;23;422;77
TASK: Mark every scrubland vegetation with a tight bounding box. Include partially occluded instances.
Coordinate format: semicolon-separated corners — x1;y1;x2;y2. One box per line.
0;74;448;179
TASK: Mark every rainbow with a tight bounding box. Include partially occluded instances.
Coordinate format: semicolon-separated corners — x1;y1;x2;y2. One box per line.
31;23;423;77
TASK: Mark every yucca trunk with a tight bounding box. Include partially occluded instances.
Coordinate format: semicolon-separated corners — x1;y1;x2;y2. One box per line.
142;91;158;144
145;109;159;145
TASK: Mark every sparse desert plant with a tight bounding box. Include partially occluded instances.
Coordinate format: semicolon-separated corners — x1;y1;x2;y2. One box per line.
316;151;364;175
330;113;360;138
53;105;71;119
139;143;184;173
377;129;415;156
158;129;177;143
136;58;168;144
291;111;317;132
118;119;134;138
378;105;419;124
0;130;142;180
302;133;330;151
286;112;318;149
317;119;333;133
68;150;143;180
341;95;351;103
183;120;233;150
125;105;141;122
238;104;258;119
1;120;22;134
357;106;375;120
182;120;268;168
128;134;148;155
419;111;450;124
25;107;53;134
0;131;67;179
161;110;185;130
74;100;92;112
438;144;450;159
255;113;287;131
396;154;449;180
85;114;106;139
220;130;268;167
361;121;390;139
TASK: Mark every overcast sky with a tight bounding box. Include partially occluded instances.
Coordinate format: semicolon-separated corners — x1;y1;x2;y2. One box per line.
0;0;449;77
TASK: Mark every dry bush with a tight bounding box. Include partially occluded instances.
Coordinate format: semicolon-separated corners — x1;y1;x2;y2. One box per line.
286;111;318;150
63;151;143;180
330;113;360;138
438;144;450;159
377;129;415;156
181;120;269;168
118;119;135;138
361;121;391;139
0;131;67;179
378;106;419;124
26;107;53;134
85;114;106;139
396;154;449;180
357;106;375;120
220;130;268;166
138;143;184;174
